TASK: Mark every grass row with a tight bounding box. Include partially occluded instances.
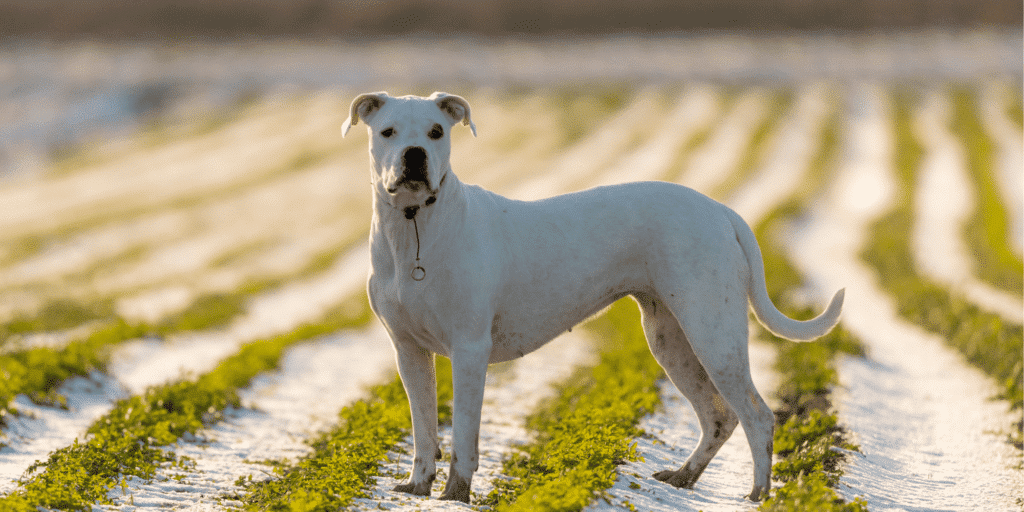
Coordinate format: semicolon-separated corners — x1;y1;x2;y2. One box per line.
234;357;454;511
0;295;373;511
0;280;272;430
0;232;367;433
749;111;869;511
481;299;663;511
709;90;793;199
948;87;1023;294
862;90;1023;446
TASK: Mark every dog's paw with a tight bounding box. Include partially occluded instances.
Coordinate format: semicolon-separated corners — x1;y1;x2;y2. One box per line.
745;484;769;502
652;469;699;489
439;473;471;503
393;477;433;497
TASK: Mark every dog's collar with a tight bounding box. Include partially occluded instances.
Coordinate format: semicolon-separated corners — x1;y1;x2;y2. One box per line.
401;173;446;220
398;172;447;281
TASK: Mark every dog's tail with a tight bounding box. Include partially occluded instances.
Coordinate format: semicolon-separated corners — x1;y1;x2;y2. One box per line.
725;207;844;342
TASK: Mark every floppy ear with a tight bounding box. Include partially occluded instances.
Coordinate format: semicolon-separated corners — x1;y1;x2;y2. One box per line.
431;92;477;137
341;92;389;137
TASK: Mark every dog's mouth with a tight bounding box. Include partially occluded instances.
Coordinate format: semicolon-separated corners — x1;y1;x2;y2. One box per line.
382;146;444;216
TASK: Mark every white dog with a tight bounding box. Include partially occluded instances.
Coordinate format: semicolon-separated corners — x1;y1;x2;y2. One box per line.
342;91;843;503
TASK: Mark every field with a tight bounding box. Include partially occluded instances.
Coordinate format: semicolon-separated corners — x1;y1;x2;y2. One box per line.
0;34;1022;511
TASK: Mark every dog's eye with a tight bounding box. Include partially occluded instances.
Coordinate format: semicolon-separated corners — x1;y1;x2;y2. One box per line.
428;125;444;140
380;128;394;138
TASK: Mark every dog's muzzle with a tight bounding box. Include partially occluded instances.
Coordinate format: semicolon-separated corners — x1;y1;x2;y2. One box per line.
388;146;429;193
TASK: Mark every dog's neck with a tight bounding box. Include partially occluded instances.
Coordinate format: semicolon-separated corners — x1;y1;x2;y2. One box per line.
371;171;466;279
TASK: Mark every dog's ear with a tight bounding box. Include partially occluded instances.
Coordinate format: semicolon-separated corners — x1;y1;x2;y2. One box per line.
342;92;389;137
431;92;477;137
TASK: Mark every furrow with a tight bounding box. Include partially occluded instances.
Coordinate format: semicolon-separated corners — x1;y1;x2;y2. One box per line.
790;84;1022;510
112;242;371;394
0;240;373;499
911;89;1022;322
677;88;771;195
949;85;1024;296
0;93;355;241
508;89;664;200
101;325;395;510
588;85;721;187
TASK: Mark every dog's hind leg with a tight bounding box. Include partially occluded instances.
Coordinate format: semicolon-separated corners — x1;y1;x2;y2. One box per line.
658;287;776;502
635;293;740;490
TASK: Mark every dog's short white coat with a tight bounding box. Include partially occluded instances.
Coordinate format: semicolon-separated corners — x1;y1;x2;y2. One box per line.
342;92;844;503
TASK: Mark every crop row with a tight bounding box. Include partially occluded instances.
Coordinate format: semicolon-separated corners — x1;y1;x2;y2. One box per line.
750;110;868;511
0;295;372;510
863;89;1023;444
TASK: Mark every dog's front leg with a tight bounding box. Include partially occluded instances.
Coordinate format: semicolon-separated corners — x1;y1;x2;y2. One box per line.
439;339;491;503
393;344;439;497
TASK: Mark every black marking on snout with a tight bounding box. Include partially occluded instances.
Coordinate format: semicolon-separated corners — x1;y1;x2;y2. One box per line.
394;146;429;190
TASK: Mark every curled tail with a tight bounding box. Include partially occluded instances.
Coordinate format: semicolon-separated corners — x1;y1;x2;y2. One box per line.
725;207;844;341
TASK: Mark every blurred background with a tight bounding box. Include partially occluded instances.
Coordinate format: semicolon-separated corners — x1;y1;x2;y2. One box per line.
0;0;1020;177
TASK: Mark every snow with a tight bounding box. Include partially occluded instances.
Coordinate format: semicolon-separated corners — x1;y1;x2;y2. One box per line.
589;343;776;512
0;373;129;495
0;241;373;495
101;325;397;510
911;89;1022;323
678;89;770;195
589;86;721;187
111;241;370;394
791;83;1023;511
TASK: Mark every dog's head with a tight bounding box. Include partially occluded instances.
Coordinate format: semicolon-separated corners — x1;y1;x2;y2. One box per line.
342;92;476;213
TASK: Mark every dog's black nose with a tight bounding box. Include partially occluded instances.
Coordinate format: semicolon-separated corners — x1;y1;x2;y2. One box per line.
400;146;428;185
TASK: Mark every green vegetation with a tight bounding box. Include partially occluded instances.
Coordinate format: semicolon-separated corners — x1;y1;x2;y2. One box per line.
554;87;632;148
0;296;373;511
1008;87;1023;130
710;91;793;199
0;281;272;424
0;321;150;416
236;357;453;511
664;90;738;182
0;298;113;345
483;298;662;511
863;91;1023;446
948;87;1023;294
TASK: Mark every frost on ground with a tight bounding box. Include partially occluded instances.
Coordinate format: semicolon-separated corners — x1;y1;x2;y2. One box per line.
791;84;1022;511
0;373;128;495
111;242;370;394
